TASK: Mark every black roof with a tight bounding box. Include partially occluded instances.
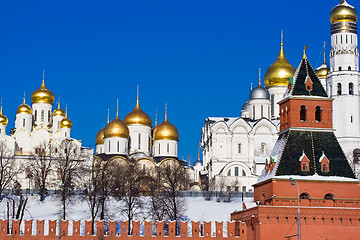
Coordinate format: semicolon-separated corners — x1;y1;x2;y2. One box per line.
275;130;355;178
289;57;328;97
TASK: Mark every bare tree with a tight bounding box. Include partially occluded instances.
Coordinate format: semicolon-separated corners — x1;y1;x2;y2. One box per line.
110;159;143;235
0;142;21;199
55;139;84;220
157;161;191;222
27;142;55;201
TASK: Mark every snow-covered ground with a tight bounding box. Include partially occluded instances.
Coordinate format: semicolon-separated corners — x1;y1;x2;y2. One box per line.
0;195;253;222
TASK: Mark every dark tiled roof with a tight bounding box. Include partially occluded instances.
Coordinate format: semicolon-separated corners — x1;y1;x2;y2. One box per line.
275;130;355;178
290;58;328;97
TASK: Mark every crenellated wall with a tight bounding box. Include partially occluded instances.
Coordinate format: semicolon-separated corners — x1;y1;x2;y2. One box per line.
0;219;247;240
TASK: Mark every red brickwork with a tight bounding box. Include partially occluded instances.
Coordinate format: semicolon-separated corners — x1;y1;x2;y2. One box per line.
0;219;246;239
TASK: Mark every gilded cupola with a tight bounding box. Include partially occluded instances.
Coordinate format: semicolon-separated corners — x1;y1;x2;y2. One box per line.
53;102;66;117
17;98;32;114
153;107;179;141
95;128;105;145
264;41;296;88
123;89;152;127
0;104;8;126
103;104;129;139
315;43;330;79
330;0;358;24
60;108;72;129
31;73;55;104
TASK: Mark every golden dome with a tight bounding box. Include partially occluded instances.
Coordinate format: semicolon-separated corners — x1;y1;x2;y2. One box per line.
153;115;179;141
0;106;8;126
123;98;152;127
315;50;330;79
60;115;72;128
104;114;129;139
53;103;65;117
95;128;105;145
264;43;296;88
31;80;55;104
17;98;32;114
330;0;358;24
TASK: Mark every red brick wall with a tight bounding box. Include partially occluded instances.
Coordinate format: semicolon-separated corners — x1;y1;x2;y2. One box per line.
0;219;247;240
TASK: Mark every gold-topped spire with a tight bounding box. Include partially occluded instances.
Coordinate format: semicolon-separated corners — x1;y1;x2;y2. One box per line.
165;102;168;121
116;99;119;117
17;93;32;114
264;31;296;88
258;68;261;86
323;41;326;64
53;97;65;117
42;69;45;84
107;108;110;124
31;70;55;104
104;101;129;139
153;102;179;141
315;42;330;79
155;109;158;127
0;99;8;126
23;91;26;104
303;45;308;59
0;99;3;115
136;84;139;106
60;103;73;128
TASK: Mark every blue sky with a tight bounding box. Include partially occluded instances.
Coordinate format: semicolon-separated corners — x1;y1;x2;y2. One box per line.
0;0;357;163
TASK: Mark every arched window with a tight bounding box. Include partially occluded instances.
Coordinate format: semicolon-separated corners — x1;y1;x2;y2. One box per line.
261;142;266;154
337;83;342;95
348;66;352;71
302;163;308;171
300;105;307;121
324;193;334;200
227;170;231;176
299;193;310;199
322;164;328;172
242;170;246;176
315;106;322;122
349;82;354;95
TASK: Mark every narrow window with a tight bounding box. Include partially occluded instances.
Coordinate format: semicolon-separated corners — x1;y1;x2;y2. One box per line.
339;66;342;71
351;116;353;123
0;129;2;134
235;186;239;192
253;105;255;119
138;133;141;150
315;106;321;122
348;66;352;71
322;164;328;172
41;110;44;121
48;110;51;122
117;141;119;152
148;136;151;151
23;119;25;127
261;142;266;154
337;83;342;95
227;170;231;176
349;82;354;95
238;143;241;154
235;167;239;176
242;170;246;176
35;110;37;121
302;163;307;171
341;35;343;43
65;132;67;137
242;186;246;192
271;95;274;118
261;105;263;118
336;35;338;44
346;35;348;43
167;143;169;153
158;143;160;154
109;143;110;152
300;105;307;121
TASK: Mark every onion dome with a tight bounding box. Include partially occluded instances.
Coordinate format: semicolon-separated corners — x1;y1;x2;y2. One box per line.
315;49;330;79
241;101;250;111
31;79;55;104
104;112;129;139
0;106;8;126
60;110;72;129
53;102;65;117
264;43;296;88
95;128;105;145
330;0;358;24
193;159;202;167
123;97;152;127
153;113;179;141
17;98;32;114
249;80;270;100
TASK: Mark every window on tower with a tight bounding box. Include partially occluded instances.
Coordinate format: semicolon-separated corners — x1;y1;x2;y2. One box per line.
138;133;141;150
238;143;241;154
349;82;354;95
35;110;37;121
300;105;307;121
48;111;51;122
315;106;322;122
348;66;352;71
23;119;25;127
41;110;44;121
337;83;342;95
235;167;239;176
339;66;342;71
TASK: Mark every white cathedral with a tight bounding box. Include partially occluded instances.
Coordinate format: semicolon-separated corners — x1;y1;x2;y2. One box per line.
0;75;93;190
199;0;360;191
